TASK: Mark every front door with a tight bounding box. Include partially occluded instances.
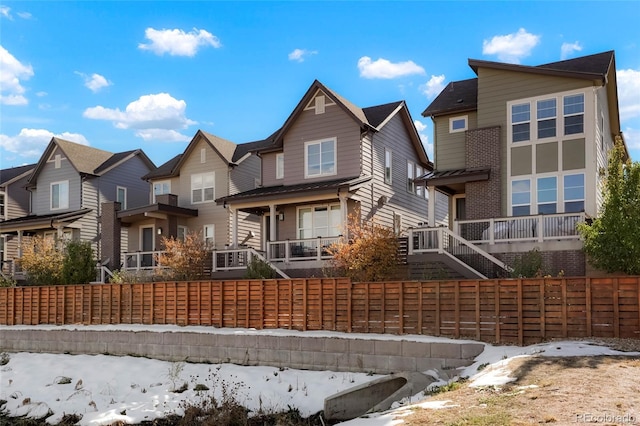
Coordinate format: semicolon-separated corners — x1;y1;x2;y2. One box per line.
141;226;154;267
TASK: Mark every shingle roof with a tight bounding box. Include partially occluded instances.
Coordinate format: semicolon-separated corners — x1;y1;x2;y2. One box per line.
0;164;36;186
54;138;114;175
423;51;615;118
232;137;276;162
363;101;404;128
143;154;183;180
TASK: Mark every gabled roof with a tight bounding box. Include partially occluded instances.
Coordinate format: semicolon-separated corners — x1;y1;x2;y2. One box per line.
0;163;36;187
423;51;616;118
142;154;183;180
27;138;155;185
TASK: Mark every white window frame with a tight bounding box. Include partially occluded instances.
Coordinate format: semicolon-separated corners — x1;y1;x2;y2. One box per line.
384;148;392;184
416;165;423;196
407;160;415;193
200;148;206;164
536;176;558;214
116;186;127;210
304;137;337;178
177;225;188;242
297;204;341;239
564;173;585;213
153;181;171;203
191;172;215;204
276;153;284;180
511;103;531;143
536;98;557;139
563;93;584;136
54;154;61;169
203;224;215;247
449;115;468;133
50;180;69;210
511;179;531;216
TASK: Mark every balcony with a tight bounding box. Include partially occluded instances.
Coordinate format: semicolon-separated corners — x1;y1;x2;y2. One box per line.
266;236;341;262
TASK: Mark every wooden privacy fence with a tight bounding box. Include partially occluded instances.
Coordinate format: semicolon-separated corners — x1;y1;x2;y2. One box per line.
0;277;639;345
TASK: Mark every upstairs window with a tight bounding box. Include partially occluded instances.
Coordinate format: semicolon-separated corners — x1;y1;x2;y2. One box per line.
116;186;127;210
564;94;584;135
564;173;585;212
512;103;530;142
407;160;415;193
0;193;4;218
276;153;284;179
512;179;531;216
384;149;392;184
537;176;557;214
416;165;423;197
537;99;556;139
449;116;468;133
153;181;170;203
51;181;69;210
305;138;336;178
191;172;215;203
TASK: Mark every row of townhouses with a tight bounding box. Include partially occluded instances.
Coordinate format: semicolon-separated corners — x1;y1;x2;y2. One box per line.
0;51;628;281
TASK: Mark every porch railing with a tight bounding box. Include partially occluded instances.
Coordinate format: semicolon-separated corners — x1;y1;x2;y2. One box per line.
212;247;289;278
408;227;512;279
266;236;341;262
455;212;585;244
123;251;165;271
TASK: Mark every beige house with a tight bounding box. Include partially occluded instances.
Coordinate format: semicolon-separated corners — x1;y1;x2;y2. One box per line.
416;50;627;277
216;80;432;277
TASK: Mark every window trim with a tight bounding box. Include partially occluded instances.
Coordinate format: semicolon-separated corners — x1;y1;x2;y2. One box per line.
563;93;585;136
536;98;557;139
511;178;531;216
296;203;342;239
116;186;127;210
564;173;585;213
384;148;392;184
152;180;171;203
407;160;415;194
276;153;284;180
304;137;337;178
203;224;215;247
509;170;586;215
449;115;468;133
191;172;215;204
50;180;69;210
536;176;558;214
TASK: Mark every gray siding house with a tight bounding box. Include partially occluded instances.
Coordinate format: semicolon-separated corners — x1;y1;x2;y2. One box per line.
0;138;155;278
109;130;268;271
217;80;432;277
417;50;627;277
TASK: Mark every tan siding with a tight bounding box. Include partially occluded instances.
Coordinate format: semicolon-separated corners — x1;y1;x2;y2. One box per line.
230;155;260;194
433;112;477;170
32;161;81;214
280;105;361;186
5;175;30;218
261;152;279;186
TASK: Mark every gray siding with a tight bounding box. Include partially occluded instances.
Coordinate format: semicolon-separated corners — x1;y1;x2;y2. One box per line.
263;105;362;188
98;155;153;210
5;174;30;219
32;159;81;214
230;155;260;194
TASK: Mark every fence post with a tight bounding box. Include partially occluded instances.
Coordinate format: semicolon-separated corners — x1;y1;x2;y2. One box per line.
399;282;404;335
517;279;523;345
613;277;620;338
539;280;546;340
435;281;441;336
561;279;568;338
475;281;481;340
454;281;460;338
494;280;501;343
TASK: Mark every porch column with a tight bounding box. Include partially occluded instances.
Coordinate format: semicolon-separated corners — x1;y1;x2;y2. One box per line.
269;204;277;241
428;186;436;226
339;193;348;236
231;208;238;248
17;230;22;257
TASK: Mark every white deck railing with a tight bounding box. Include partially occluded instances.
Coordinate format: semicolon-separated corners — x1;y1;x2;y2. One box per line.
122;250;165;271
212;247;289;278
454;212;585;244
266;236;341;262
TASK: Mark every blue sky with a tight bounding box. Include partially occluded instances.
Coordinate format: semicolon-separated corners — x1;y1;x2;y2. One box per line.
1;1;639;169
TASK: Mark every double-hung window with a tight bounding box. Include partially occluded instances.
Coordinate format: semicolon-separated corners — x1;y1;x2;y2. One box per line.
537;99;556;139
191;173;215;203
153;181;170;203
203;224;215;247
416;165;423;196
116;186;127;210
564;174;585;212
512;103;530;142
305;138;336;178
407;160;415;193
564;94;584;135
512;179;531;216
51;180;69;210
384;149;392;184
537;177;557;214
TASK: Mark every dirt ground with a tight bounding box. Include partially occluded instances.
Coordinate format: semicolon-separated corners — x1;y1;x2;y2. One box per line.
402;342;640;426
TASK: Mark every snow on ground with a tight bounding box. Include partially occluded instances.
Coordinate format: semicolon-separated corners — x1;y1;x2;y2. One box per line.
1;324;638;425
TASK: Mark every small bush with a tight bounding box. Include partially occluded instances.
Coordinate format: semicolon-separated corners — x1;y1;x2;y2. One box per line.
110;269;155;284
244;258;277;279
19;236;64;285
156;232;209;280
0;275;16;288
62;240;96;284
510;248;546;278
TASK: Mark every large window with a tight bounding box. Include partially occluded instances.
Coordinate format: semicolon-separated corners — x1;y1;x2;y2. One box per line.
564;94;584;135
191;172;215;203
511;103;530;142
305;138;336;178
537;177;557;214
276;153;284;179
537;99;556;139
116;186;127;210
384;148;392;184
512;179;531;216
153;181;170;203
564;173;585;212
51;181;69;210
298;205;341;239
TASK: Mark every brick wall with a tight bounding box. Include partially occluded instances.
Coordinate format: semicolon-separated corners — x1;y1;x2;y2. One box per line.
465;126;502;220
498;249;586;277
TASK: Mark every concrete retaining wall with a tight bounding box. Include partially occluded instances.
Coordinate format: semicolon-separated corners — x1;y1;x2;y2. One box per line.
0;329;484;375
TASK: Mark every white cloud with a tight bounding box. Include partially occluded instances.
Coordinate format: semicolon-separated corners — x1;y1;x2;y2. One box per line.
560;42;582;60
358;56;425;79
76;72;112;93
482;28;540;64
288;48;317;62
135;129;191;142
414;120;433;159
138;27;221;57
617;69;640;121
0;6;11;19
0;45;34;105
83;93;196;141
36;91;47;97
0;128;89;158
623;127;640;151
420;74;446;99
16;11;31;19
